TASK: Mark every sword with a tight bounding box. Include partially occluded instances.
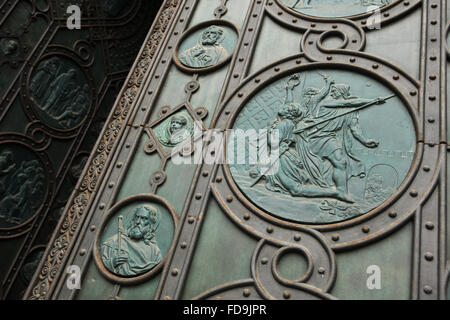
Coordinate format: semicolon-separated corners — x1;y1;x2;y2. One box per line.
249;94;395;188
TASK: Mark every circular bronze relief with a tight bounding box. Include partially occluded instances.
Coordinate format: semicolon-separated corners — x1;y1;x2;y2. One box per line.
28;55;92;131
226;68;417;224
93;194;178;285
0;142;48;229
174;19;239;73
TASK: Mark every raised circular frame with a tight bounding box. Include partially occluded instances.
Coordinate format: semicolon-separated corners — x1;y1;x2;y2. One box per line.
93;194;179;285
0;136;53;237
22;51;96;137
223;64;420;227
173;19;240;74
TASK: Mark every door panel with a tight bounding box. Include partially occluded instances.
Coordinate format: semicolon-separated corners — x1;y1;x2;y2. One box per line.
25;0;448;300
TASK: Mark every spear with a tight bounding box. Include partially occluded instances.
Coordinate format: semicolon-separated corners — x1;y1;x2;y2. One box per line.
249;94;395;188
293;94;395;133
118;216;124;258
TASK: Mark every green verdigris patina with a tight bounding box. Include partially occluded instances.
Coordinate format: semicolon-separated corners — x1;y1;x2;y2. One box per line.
154;110;196;151
177;24;238;69
101;206;163;277
228;69;416;224
281;0;393;18
98;200;175;278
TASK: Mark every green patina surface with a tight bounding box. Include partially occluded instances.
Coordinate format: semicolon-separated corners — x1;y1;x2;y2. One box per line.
281;0;393;18
332;222;413;300
229;69;416;224
181;199;258;299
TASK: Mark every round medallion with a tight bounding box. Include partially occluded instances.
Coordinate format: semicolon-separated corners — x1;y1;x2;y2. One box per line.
279;0;394;18
28;55;92;130
174;20;239;73
227;68;416;224
93;194;178;284
0;143;47;229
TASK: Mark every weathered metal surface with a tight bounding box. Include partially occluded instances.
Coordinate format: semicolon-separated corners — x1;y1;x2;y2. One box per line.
25;0;449;300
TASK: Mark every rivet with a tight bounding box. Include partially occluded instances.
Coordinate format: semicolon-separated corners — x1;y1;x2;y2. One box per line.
294;234;301;241
427;117;435;123
180;242;187;249
243;213;251;220
188;217;195;224
216;176;223;183
326;56;332;61
266;226;274;234
431;3;438;8
274;67;280;72
362;225;370;233
423;166;431;172
226;195;233;203
80;249;86;256
424;252;434;261
296;59;302;64
425;222;435;230
332;234;340;242
318;267;326;275
429;75;436;80
171;268;179;276
109;182;115;188
99;203;106;210
283;291;291;299
90;225;97;232
410;190;418;197
410;90;417;96
202;171;209;177
429;95;436;101
255;78;261;83
393;74;399;80
430;20;437;25
372;64;379;69
238;93;244;97
350;58;356;63
261;257;269;265
430;55;437;61
195;193;202;200
243;289;251;297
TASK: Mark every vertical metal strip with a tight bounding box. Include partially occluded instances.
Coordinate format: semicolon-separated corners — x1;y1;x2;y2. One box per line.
54;0;194;300
413;0;446;300
156;0;267;300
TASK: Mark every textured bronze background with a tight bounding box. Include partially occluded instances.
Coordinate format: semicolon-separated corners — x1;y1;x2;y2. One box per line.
22;0;450;301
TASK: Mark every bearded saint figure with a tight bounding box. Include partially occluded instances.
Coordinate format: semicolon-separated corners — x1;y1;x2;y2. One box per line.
101;206;162;277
